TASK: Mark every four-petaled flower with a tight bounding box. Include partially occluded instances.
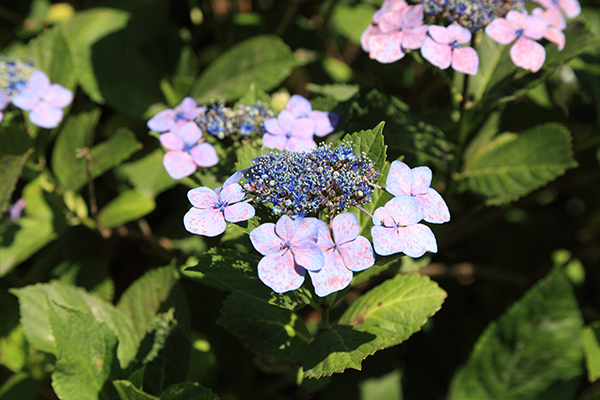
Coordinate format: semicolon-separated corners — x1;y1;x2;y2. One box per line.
250;215;324;293
421;24;479;76
532;7;566;51
284;95;338;137
534;0;581;19
308;213;375;297
184;173;255;237
11;70;73;129
485;10;548;73
386;160;450;224
371;195;437;257
147;97;206;132
263;109;316;152
159;122;218;179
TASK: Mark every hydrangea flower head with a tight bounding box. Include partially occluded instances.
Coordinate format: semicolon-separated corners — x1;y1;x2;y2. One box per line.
196;101;275;139
386;160;450;223
262;109;316;152
534;0;581;19
532;7;566;50
485;10;548;72
11;70;73;129
284;95;338;137
0;90;8;123
371;195;437;257
159;122;218;179
184;174;255;237
0;59;35;98
308;213;375;297
147;97;206;133
421;24;479;75
250;215;324;293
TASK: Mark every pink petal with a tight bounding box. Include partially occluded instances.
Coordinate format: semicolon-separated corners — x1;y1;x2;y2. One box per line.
373;0;407;23
177;97;201;120
257;251;305;293
178;122;202;145
45;84;73;108
373;206;394;227
309;110;336;137
510;37;546;73
29;103;63;129
264;118;286;136
277;110;296;132
398;223;437;257
416;188;450;224
220;183;246;203
160;132;185;151
315;219;335;251
411;166;432;195
523;15;548;40
559;0;581;18
190;142;218;167
187;187;219;209
291;118;315;139
452;46;479;76
545;26;566;50
368;31;406;64
428;25;454;44
338;236;375;272
506;10;526;29
275;215;296;243
361;24;381;52
485;18;517;44
26;70;51;97
371;225;405;256
533;7;566;29
290;217;319;246
224;202;255;223
421;37;452;69
331;212;360;245
308;251;353;297
11;91;38;111
292;242;324;272
183;207;226;237
386;161;413;196
250;222;280;255
385;195;422;226
402;4;424;28
163;151;196;179
285;137;316;153
262;134;288;150
0;91;8;109
147;109;175;132
223;171;243;187
448;24;471;44
285;95;312;117
377;11;402;32
402;25;428;49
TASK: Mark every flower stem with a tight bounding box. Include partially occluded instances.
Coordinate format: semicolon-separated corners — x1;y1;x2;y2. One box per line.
354;204;374;219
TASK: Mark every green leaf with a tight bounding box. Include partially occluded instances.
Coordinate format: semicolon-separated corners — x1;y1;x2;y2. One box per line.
113;380;159;400
236;83;271;106
344;121;387;171
306;83;360;102
332;4;376;45
97;189;156;229
0;124;35;158
469;33;512;102
455;123;578;206
0;372;40;400
48;301;118;400
217;292;311;362
161;382;220;400
0;150;33;214
234;142;276;171
183;247;311;311
190;35;301;104
301;325;399;378
115;149;178;197
359;369;403;400
339;274;446;346
0;325;28;373
448;268;584;400
582;322;600;382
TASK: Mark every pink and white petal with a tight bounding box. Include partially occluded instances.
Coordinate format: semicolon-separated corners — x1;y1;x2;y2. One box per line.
559;0;581;19
257;251;305;293
373;0;407;23
449;24;472;44
163;151;197;179
25;70;51;97
338;236;375;272
506;10;526;29
220;183;247;203
421;37;452;69
45;84;73;108
0;91;8;109
510;37;546;73
545;26;566;50
277;110;296;132
187;186;218;209
427;25;453;44
147;109;175;132
402;4;424;28
159;132;185;151
291;217;320;245
452;46;479;76
386;160;413;195
523;15;548;40
377;11;402;32
292;242;324;271
262;134;288;150
275;215;296;243
223;171;243;187
11;90;38;111
285;94;312;117
368;31;406;64
371;225;405;256
177;97;198;118
178;122;202;145
29;103;63;129
534;0;554;9
385;181;405;197
183;207;226;237
402;25;429;50
385;195;422;226
331;212;360;245
533;7;566;29
416;188;450;223
190;142;218;167
373;206;395;227
291;118;315;139
224;202;255;223
315;219;335;252
361;24;381;52
410;166;432;195
398;223;437;257
485;18;517;44
286;137;316;153
0;112;4;123
308;252;353;297
264;118;286;136
250;222;280;255
309;111;335;137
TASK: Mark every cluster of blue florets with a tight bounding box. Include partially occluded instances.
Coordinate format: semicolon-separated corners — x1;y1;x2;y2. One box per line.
244;142;380;218
414;0;526;31
196;101;274;140
0;59;35;98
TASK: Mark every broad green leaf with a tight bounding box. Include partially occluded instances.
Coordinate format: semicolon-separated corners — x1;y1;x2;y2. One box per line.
52;107;101;189
113;380;158;400
456;123;578;206
0;150;33;214
0;124;35;158
359;369;403;400
0;372;40;400
190;35;301;103
470;33;512;102
11;281;138;369
339;274;446;346
0;325;27;373
115;148;178;197
183;247;311;310
97;189;156;229
236;83;271;106
234;142;276;171
302;325;399;378
448;268;584;400
332;4;376;45
306;83;360;102
116;265;180;342
217;292;311;362
161;382;220;400
582;322;600;382
49;302;117;400
351;255;430;287
344;121;387;171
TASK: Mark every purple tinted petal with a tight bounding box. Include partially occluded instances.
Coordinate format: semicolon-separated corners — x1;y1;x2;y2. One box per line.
183;207;226;237
361;24;381;52
485;18;517;44
187;187;218;209
510;37;546;72
402;25;428;49
448;24;471;44
309;111;335;137
0;90;8;109
523;15;548;40
178;122;202;145
416;188;450;224
264;118;286;136
385;195;422;226
315;219;335;252
291;118;315;139
223;171;243;187
26;70;51;97
399;223;437;257
338;236;375;272
452;46;479;75
159;132;184;151
190;142;218;167
402;4;424;28
258;251;305;293
559;0;581;18
290;217;319;245
421;37;452;69
275;215;295;243
545;26;566;50
177;97;199;119
385;181;405;198
428;25;453;44
292;242;324;271
533;7;566;29
220;183;246;203
386;161;413;195
373;205;394;227
277;110;296;132
371;225;405;256
368;31;406;63
45;84;73;108
29;103;63;128
308;251;353;297
262;134;288;150
377;11;402;32
163;151;196;179
285;95;312;117
11;91;38;111
147;109;175;132
411;166;432;195
0;112;3;123
224;202;255;223
285;137;316;153
331;212;360;245
506;10;526;28
250;222;280;255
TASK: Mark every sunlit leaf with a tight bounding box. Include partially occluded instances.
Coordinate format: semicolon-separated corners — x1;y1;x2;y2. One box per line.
97;189;156;229
113;380;159;400
582;322;600;383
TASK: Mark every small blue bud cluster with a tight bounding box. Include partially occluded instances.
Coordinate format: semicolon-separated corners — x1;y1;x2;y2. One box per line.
0;59;35;98
244;142;380;218
414;0;526;31
196;101;274;140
